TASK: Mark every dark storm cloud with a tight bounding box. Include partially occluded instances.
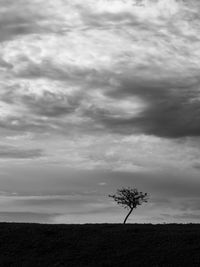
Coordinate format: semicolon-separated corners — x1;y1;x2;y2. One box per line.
3;70;200;140
2;0;200;141
88;76;200;138
0;145;43;159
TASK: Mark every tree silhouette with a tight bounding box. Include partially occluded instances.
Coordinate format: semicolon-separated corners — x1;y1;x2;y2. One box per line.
109;187;149;224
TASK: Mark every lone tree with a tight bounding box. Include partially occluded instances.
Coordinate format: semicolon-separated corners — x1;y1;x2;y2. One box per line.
109;187;149;224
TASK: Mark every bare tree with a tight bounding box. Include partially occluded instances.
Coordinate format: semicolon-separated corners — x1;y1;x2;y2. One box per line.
109;187;149;224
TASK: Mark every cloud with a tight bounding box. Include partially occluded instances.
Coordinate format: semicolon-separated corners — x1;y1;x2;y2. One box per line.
12;194;102;207
151;196;200;211
0;0;46;42
0;145;43;159
193;162;200;170
173;213;200;220
21;91;81;117
0;116;52;135
1;0;199;140
0;211;55;223
98;76;200;138
0;0;200;223
161;212;200;221
0;167;200;223
0;191;114;222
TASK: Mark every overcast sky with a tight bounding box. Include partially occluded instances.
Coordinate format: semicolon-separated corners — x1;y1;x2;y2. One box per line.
0;0;200;224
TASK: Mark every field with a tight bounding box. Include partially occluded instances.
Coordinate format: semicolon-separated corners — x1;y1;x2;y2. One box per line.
0;223;199;266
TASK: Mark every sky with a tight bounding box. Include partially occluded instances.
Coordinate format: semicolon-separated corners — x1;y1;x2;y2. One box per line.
0;0;200;224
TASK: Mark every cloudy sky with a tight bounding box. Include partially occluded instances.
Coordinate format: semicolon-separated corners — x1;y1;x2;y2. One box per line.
0;0;200;224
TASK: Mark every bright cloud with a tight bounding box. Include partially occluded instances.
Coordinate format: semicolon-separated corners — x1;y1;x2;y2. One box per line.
1;0;200;169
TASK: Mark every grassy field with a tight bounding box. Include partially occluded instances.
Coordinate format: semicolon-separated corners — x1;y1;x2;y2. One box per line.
0;223;199;266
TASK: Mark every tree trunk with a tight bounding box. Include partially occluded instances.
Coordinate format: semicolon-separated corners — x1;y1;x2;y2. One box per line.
123;208;133;224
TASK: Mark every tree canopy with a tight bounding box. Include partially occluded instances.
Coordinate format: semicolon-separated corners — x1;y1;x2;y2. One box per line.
109;187;149;224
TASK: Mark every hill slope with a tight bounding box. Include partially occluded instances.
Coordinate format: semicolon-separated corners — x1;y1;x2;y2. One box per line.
0;223;199;266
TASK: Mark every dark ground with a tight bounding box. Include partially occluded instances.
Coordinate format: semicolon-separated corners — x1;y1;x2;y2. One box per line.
0;223;199;267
